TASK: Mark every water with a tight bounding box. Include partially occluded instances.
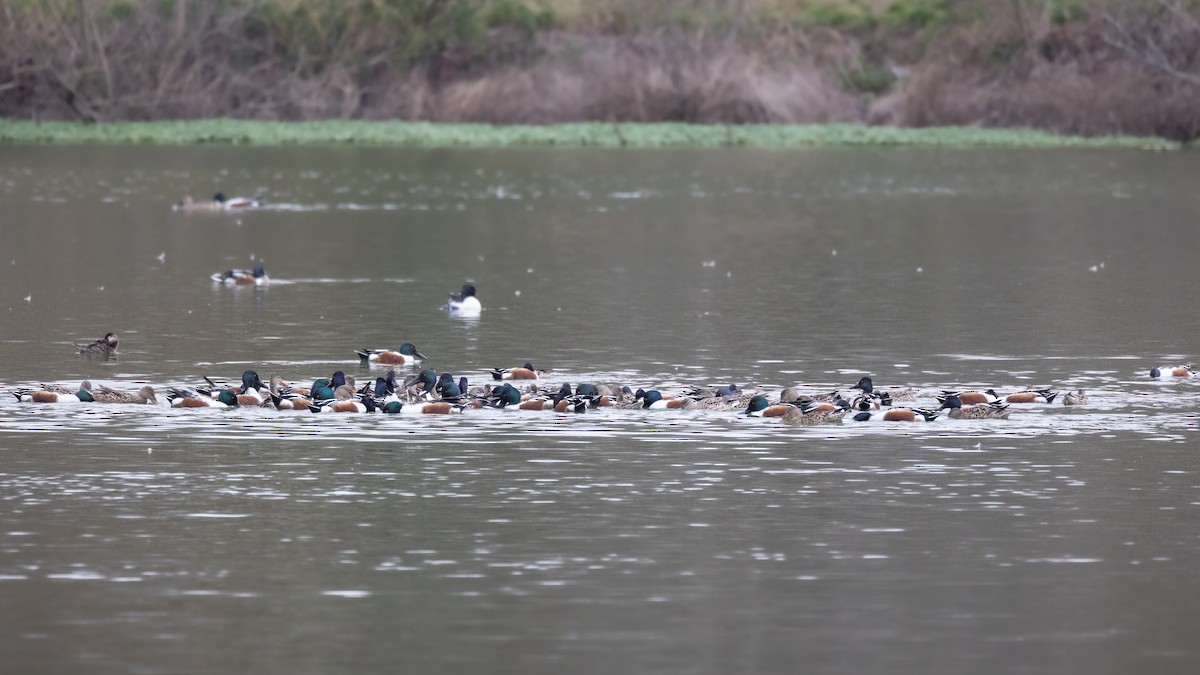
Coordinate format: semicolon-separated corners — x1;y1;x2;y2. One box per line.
1;145;1198;674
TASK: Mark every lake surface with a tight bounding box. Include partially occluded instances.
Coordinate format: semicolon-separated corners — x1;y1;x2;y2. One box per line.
1;144;1198;674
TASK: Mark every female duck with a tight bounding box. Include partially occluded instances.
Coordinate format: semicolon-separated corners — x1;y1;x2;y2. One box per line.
75;332;119;357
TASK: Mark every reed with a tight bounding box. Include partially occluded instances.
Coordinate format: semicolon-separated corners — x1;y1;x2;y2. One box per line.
0;119;1176;149
1;1;1198;141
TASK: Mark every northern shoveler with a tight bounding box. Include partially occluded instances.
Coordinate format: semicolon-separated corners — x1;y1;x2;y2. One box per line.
379;399;465;414
309;395;377;413
211;264;269;286
14;384;94;403
488;383;524;408
204;370;267;406
936;389;1001;405
852;407;939;422
446;284;482;316
939;394;1010;419
38;380;93;395
745;394;797;417
92;384;158;405
849;377;919;404
168;387;239;408
1150;365;1195;378
1000;388;1058;404
513;383;575;411
435;372;463;400
782;400;849;426
403;369;438;399
636;388;696;410
74;332;119;357
356;342;426;366
1062;390;1089;406
489;363;543;381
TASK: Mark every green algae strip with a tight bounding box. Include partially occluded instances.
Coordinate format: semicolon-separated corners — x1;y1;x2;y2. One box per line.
0;119;1177;150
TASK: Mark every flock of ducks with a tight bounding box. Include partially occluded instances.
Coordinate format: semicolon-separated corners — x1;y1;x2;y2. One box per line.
14;330;1197;425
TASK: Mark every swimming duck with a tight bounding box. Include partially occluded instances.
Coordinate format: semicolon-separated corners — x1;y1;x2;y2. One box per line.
1062;390;1089;406
782;400;849;426
435;372;463;400
92;384;158;405
38;380;93;396
512;383;576;411
744;394;798;417
639;389;696;410
939;395;1010;419
379;399;465;414
999;388;1058;404
446;284;482;316
204;370;267;406
309;394;377;413
174;193;262;212
74;332;119;357
488;383;524;408
211;264;269;286
403;369;438;400
849;377;918;405
1150;365;1195;378
852;407;939;422
13;384;94;403
356;343;426;366
489;363;543;381
167;387;239;408
935;389;1000;405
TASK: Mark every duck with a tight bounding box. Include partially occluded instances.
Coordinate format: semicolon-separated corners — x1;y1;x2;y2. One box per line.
309;394;377;413
204;370;267;406
849;393;882;411
488;383;524;408
174;192;262;212
1150;365;1195;378
38;380;93;396
435;372;463;400
265;375;313;411
446;283;482;316
782;400;849;426
573;383;616;408
636;389;695;410
211;264;269;286
167;387;239;408
999;388;1058;404
512;383;577;411
1062;390;1089;406
744;394;798;417
403;369;438;400
13;384;94;403
938;394;1010;420
489;363;543;381
74;332;119;357
379;399;465;414
935;389;1000;405
849;377;918;405
852;407;940;422
92;384;158;405
356;343;426;366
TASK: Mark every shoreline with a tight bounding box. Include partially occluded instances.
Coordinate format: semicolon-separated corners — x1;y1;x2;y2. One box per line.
0;120;1178;150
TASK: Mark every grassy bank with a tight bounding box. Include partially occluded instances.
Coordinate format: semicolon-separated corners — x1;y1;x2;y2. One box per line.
0;119;1177;149
3;1;1200;141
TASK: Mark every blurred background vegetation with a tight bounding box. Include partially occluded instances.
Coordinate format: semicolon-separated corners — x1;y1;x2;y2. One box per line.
2;0;1199;139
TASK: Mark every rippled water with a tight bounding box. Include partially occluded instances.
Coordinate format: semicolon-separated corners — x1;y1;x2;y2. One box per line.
1;145;1199;674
